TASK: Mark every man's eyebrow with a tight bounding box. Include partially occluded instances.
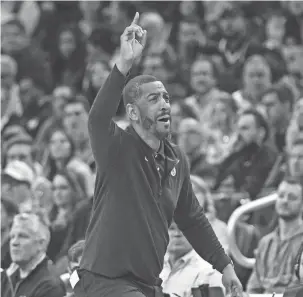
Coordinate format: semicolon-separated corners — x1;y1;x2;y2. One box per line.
147;91;169;99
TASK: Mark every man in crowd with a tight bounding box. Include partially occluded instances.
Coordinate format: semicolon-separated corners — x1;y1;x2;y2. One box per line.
1;212;66;297
213;108;277;200
161;221;225;297
75;12;242;297
247;177;303;293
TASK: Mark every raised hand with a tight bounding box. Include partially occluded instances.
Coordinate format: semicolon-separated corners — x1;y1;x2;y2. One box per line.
117;12;147;75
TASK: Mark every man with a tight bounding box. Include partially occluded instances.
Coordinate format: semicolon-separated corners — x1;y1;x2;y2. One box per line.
260;84;294;153
213;108;277;200
1;212;66;297
74;13;242;297
160;222;225;297
247;177;303;293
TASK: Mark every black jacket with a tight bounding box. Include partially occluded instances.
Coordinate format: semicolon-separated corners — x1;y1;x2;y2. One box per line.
1;257;66;297
80;65;230;287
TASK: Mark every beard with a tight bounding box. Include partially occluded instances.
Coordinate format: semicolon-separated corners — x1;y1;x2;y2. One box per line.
278;212;301;222
141;115;171;140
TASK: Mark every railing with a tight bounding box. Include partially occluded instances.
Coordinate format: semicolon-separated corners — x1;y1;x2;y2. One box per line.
227;193;278;269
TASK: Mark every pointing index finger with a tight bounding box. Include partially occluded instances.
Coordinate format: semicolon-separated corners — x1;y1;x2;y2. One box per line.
131;12;139;25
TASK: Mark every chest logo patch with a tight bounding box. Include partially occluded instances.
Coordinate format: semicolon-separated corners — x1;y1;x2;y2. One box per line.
171;167;176;176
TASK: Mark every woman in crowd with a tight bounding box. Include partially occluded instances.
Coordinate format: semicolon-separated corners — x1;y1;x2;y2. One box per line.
43;128;94;197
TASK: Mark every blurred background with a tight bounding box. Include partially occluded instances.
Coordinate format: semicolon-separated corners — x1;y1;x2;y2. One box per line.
1;1;303;296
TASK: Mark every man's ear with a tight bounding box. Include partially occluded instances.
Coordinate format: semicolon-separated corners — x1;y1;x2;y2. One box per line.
126;103;139;121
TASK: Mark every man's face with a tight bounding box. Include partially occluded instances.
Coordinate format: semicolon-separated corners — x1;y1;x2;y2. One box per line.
243;57;272;98
167;222;192;256
1;177;31;205
261;92;285;126
275;181;303;221
143;56;171;83
10;220;42;266
63;103;89;140
237;114;260;145
191;60;215;95
178;21;202;45
6;143;33;167
266;16;285;42
1;24;27;53
288;144;303;178
1;62;16;89
135;81;171;140
59;30;76;58
283;45;303;87
220;14;245;38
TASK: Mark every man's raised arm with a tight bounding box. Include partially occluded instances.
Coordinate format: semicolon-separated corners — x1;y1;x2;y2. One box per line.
87;12;146;167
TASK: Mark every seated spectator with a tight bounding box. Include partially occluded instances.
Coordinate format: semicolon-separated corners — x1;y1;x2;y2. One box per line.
260;84;294;153
47;170;86;265
190;175;229;252
2;160;35;209
160;221;224;297
1;211;66;297
62;95;95;173
1;198;19;269
213;108;278;200
43;128;93;197
247;176;303;294
232;55;272;112
177;118;218;186
1;17;53;93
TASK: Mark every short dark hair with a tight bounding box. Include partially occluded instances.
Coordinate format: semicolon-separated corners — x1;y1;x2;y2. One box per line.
240;108;269;141
260;84;294;111
281;175;303;198
67;240;85;263
64;94;90;113
122;75;158;106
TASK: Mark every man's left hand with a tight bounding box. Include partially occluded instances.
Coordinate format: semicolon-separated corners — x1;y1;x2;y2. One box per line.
222;264;243;297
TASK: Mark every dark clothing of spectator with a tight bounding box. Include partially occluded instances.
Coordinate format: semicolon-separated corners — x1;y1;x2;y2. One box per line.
80;65;230;291
213;142;277;199
1;257;66;297
1;236;11;270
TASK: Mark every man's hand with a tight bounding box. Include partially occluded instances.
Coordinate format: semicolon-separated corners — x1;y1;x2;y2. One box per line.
116;12;147;75
222;264;243;297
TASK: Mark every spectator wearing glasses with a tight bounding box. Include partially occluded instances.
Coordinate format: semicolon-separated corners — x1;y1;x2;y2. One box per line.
1;211;66;297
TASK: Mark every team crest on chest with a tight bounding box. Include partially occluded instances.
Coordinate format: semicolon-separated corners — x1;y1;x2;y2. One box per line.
171;167;176;176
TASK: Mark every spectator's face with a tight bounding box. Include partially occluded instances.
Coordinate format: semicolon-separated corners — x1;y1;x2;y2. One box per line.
178;21;203;45
167;222;192;256
134;82;171;140
10;220;42;266
63;103;89;140
286;1;303;17
237;114;260;145
261;92;285;127
1;177;31;205
1;24;26;53
143;56;170;83
283;46;303;87
1;62;16;89
266;16;285;42
59;30;76;58
53;175;72;208
243;58;272;97
212;102;230;128
6;143;33;168
276;181;303;221
288;144;303;178
91;62;110;89
191;60;215;95
49;131;72;160
180;1;197;17
179;130;203;154
220;14;245;38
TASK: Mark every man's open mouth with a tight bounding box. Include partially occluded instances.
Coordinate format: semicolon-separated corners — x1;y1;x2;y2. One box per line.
157;116;170;123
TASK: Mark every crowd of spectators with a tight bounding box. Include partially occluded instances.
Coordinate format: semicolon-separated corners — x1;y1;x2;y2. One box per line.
1;1;303;297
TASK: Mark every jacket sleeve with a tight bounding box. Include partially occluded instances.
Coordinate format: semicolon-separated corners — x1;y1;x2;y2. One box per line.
174;159;231;273
88;65;126;169
33;279;66;297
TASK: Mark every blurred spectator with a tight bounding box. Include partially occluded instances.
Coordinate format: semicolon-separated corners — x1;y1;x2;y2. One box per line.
190;175;229;252
1;211;66;297
233;55;273;111
2;160;34;209
213;109;277;200
160;221;224;297
247;177;303;294
43;128;93;197
1;198;19;269
260;83;294;153
1;17;53;93
51;25;87;91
